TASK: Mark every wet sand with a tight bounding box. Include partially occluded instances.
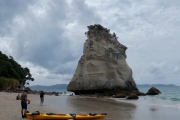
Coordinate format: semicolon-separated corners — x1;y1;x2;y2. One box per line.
1;92;180;120
45;95;136;120
44;95;180;120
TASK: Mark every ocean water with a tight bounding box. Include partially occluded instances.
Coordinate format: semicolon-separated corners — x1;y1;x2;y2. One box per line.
115;86;180;110
139;86;180;100
50;87;180;110
45;89;73;95
45;89;67;93
43;86;180;120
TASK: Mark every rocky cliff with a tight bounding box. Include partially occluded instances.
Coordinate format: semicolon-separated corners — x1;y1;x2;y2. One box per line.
67;24;139;95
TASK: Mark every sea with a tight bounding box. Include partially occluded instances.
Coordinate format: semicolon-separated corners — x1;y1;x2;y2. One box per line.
64;86;180;105
49;86;180;109
42;86;180;120
126;86;180;109
40;88;73;95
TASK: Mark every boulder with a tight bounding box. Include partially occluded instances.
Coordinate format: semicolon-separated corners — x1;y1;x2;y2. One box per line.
126;94;139;99
137;92;146;96
146;87;161;95
67;24;139;95
113;94;126;98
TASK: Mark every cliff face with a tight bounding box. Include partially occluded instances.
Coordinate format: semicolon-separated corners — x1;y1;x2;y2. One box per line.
67;24;138;95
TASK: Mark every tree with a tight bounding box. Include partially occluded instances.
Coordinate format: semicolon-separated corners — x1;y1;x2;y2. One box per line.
21;67;34;86
0;51;34;89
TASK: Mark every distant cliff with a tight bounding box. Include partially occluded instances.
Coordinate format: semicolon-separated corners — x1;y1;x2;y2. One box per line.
67;24;138;95
137;84;180;88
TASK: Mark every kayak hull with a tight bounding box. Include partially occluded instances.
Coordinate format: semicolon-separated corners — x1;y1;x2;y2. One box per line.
26;113;106;120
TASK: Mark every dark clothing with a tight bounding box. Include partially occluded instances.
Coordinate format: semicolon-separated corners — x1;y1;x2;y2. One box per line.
40;92;44;98
40;92;44;103
21;93;28;110
21;94;27;102
21;101;27;110
40;97;44;103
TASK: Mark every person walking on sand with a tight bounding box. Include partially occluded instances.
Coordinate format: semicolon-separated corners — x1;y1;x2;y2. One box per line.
40;91;44;105
20;90;30;118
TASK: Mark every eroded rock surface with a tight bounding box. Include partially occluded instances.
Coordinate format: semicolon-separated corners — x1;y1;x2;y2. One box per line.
67;24;138;95
146;87;161;95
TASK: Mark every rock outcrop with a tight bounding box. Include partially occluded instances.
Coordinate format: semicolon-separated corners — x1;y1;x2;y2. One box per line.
113;94;126;98
146;87;161;95
126;94;139;99
67;24;139;95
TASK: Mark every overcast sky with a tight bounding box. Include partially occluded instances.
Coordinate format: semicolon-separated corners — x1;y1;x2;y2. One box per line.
0;0;180;86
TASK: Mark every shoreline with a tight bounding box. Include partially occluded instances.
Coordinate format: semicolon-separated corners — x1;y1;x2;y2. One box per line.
0;91;135;120
1;91;180;120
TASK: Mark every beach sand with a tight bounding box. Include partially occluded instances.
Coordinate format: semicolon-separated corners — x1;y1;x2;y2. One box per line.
0;92;56;120
1;92;180;120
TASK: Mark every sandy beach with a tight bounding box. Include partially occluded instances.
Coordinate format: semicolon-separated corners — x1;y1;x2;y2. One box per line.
1;92;180;120
0;92;136;120
0;92;57;120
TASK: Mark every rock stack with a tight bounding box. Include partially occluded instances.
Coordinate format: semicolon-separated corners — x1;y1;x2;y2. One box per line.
67;24;139;95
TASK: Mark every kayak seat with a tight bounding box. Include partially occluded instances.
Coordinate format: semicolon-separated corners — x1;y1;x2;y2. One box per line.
70;113;76;119
89;113;97;116
46;113;56;115
31;111;40;115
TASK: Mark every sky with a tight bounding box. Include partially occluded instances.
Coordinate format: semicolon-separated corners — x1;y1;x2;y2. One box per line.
0;0;180;86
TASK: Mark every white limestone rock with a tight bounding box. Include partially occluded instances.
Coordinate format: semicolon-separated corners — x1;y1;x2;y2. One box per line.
67;24;138;94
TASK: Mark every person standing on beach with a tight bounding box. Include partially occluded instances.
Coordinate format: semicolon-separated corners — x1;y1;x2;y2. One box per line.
40;91;44;105
20;90;30;118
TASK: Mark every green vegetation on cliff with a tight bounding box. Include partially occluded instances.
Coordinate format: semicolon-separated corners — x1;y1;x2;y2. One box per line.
0;51;34;90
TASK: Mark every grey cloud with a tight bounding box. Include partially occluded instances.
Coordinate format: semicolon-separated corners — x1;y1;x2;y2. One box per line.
0;0;35;36
1;0;180;85
1;0;101;76
157;0;180;7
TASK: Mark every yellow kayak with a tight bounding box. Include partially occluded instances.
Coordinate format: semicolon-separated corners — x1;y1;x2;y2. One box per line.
26;111;106;120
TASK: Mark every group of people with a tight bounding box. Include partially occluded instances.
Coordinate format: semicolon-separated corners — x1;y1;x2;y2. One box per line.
18;90;44;118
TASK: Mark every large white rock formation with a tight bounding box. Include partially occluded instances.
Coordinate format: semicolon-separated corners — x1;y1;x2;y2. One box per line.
67;24;138;95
